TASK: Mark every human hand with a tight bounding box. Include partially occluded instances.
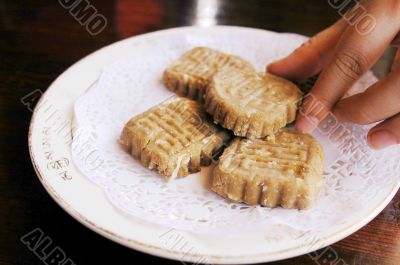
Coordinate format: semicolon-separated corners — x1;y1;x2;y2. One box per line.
268;0;400;150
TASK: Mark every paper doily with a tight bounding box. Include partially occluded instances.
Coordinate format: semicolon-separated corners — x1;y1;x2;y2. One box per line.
72;29;400;236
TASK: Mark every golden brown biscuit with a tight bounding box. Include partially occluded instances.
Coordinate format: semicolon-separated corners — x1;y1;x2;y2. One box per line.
162;47;254;101
120;97;231;179
204;70;303;139
211;129;324;209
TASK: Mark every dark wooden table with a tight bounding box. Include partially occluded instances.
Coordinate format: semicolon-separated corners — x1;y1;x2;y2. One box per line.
1;0;399;264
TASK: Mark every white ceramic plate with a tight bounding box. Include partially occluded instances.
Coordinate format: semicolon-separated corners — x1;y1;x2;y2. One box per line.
29;26;400;264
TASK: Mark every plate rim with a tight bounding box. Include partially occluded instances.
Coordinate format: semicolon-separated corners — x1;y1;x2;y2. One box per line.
28;25;400;264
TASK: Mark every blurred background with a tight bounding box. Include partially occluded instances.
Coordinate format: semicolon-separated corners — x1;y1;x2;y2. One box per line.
0;1;398;264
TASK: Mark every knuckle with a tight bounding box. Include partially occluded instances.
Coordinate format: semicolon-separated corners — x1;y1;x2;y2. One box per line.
332;47;368;83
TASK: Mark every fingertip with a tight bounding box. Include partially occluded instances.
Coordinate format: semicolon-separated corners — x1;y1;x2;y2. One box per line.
267;53;320;80
367;130;398;150
295;114;319;134
267;59;287;75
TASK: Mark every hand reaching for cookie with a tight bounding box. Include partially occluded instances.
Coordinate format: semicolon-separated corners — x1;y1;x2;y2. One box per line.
267;0;400;150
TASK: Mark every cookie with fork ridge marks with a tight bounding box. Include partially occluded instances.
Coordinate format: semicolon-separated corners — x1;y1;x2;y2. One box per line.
162;47;255;101
211;129;324;209
120;97;232;179
204;70;303;139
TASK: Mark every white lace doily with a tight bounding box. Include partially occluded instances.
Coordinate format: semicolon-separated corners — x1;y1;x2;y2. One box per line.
72;29;400;236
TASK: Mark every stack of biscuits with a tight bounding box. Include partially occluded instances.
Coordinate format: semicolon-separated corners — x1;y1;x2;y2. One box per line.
121;47;324;209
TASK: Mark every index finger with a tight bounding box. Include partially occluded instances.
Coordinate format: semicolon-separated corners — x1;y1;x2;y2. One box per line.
267;19;347;80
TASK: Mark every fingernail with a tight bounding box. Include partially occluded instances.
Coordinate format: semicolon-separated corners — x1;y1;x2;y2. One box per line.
368;130;398;150
296;115;319;133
